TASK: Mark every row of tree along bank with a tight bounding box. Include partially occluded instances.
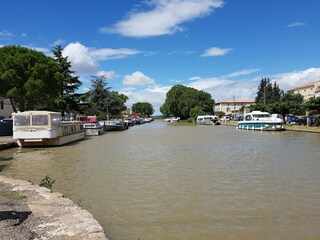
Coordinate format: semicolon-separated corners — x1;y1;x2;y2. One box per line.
0;45;154;120
1;46;319;121
160;78;320;121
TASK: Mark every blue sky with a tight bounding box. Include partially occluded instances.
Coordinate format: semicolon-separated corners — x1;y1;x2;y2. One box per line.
1;0;320;114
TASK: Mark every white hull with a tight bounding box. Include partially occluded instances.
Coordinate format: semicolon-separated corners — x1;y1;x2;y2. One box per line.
17;131;85;147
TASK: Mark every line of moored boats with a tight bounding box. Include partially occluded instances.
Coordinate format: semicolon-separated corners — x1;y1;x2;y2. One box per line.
12;111;153;147
195;111;285;131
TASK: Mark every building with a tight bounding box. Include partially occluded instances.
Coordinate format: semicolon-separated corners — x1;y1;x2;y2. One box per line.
214;99;255;115
0;98;15;119
287;80;320;101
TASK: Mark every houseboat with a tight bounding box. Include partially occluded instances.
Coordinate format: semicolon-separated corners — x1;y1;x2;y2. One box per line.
237;111;285;131
196;115;220;125
13;111;85;147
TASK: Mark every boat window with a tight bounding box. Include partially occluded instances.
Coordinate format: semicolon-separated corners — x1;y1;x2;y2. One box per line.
245;115;252;121
32;115;48;126
14;115;30;126
51;114;61;128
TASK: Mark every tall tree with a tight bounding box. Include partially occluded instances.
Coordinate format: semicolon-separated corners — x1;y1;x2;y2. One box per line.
255;78;282;104
0;45;58;111
132;102;154;117
52;45;82;115
89;75;111;118
160;84;213;119
108;91;128;116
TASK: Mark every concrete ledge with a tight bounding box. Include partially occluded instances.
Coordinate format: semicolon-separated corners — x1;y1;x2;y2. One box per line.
0;175;108;240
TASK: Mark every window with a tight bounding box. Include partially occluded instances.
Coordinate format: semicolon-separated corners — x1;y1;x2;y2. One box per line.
0;101;3;109
14;115;30;126
32;115;48;126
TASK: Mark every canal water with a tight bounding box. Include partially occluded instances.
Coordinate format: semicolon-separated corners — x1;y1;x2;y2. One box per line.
1;121;320;240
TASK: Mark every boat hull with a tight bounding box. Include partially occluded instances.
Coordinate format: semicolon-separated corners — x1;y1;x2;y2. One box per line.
237;122;285;131
17;131;85;147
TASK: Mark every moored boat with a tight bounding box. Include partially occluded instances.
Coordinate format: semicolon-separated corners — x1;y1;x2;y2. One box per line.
78;116;104;136
237;111;285;131
196;115;220;125
99;120;128;131
13;111;85;147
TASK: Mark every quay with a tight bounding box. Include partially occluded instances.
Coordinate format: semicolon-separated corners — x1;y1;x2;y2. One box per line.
0;136;108;239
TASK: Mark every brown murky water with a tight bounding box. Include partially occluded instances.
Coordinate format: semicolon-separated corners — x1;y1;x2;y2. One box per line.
1;121;320;240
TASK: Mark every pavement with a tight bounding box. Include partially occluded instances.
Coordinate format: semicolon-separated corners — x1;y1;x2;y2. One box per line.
0;176;108;240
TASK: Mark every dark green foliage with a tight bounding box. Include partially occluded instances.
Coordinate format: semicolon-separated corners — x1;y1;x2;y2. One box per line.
39;175;55;190
52;45;82;115
132;102;154;117
108;91;128;116
255;78;283;104
160;84;213;119
251;91;304;117
304;97;320;113
0;45;59;111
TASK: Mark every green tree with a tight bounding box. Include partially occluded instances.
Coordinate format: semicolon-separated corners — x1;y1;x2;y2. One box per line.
304;96;320;113
0;45;59;111
108;91;128;116
255;78;282;104
88;75;112;118
160;84;213;119
52;45;82;115
132;102;154;117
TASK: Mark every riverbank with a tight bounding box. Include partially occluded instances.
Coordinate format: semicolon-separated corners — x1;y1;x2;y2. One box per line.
0;175;108;240
220;121;320;133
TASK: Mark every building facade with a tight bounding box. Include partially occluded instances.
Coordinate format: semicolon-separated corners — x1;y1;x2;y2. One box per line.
0;98;15;119
214;99;255;115
287;80;320;100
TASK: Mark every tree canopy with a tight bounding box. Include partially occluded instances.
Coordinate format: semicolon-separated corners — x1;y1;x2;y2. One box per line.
160;84;213;119
132;102;154;117
255;78;283;104
0;45;59;111
251;78;304;117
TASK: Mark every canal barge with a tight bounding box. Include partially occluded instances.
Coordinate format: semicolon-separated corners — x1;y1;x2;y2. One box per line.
13;111;85;147
237;111;285;131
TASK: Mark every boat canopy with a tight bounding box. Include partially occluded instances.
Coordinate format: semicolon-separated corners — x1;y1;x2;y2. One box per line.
13;111;61;130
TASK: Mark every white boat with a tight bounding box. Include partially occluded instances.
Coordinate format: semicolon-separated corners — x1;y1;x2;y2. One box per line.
13;111;85;147
196;115;220;125
78;116;104;136
164;117;180;122
237;111;285;131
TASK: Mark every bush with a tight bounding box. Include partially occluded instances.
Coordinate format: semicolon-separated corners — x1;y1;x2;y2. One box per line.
39;175;55;190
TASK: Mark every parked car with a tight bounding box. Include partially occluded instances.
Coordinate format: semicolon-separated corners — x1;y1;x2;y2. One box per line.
220;116;231;122
287;116;299;125
297;116;317;126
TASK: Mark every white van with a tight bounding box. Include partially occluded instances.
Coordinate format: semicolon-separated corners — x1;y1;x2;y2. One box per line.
196;115;220;125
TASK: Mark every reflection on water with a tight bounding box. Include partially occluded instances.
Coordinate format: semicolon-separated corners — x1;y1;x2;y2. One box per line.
1;121;320;240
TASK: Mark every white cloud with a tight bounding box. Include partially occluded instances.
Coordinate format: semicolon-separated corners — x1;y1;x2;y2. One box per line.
90;48;142;60
121;84;171;115
0;30;13;38
96;70;116;79
223;68;261;78
123;71;155;86
271;67;320;91
101;0;224;37
286;22;306;28
61;42;142;74
201;47;232;57
63;42;96;73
